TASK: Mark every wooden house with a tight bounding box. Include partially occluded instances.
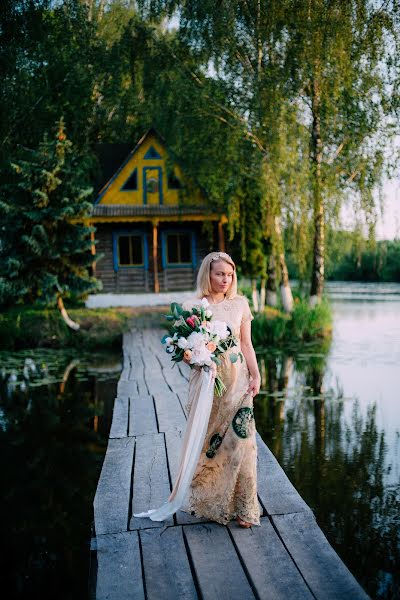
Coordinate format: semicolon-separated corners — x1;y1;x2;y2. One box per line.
89;129;227;293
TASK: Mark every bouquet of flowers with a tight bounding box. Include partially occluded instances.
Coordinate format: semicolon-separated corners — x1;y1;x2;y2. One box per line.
161;297;243;396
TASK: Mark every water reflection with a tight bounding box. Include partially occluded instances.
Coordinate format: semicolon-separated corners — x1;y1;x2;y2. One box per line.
254;344;400;600
0;350;121;599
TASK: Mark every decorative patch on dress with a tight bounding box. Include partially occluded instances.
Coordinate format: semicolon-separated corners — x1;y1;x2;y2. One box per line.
232;407;254;438
206;433;223;458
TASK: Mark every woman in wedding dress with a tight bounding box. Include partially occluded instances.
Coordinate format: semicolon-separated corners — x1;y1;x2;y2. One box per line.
134;251;261;528
180;251;262;528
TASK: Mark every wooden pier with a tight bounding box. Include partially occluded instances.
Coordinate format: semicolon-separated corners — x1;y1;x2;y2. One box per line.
92;328;369;600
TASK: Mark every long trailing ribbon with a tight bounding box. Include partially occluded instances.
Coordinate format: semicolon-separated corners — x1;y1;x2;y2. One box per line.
133;369;215;521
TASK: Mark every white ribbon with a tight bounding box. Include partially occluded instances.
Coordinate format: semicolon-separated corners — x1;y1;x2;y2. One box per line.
133;369;214;521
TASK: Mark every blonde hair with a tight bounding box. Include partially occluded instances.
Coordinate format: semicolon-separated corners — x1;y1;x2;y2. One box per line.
196;251;238;299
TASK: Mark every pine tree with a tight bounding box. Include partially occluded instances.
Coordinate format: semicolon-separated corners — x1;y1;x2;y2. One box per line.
0;118;100;327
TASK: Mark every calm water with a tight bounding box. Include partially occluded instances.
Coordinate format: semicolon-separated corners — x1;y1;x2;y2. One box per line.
254;281;400;600
0;349;121;599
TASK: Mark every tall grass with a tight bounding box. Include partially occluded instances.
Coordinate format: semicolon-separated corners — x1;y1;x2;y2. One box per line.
250;297;332;348
0;308;134;350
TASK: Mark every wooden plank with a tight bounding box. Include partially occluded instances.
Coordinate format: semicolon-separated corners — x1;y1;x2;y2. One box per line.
183;523;256;600
150;382;187;432
140;526;198;600
164;430;207;525
117;378;137;398
94;437;135;535
129;392;158;436
256;433;312;516
153;387;187;432
96;531;144;600
228;518;313;600
130;433;173;529
272;512;370;600
109;396;129;439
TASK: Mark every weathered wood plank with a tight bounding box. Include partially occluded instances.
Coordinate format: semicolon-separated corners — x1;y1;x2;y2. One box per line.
109;396;129;439
94;437;135;535
129;392;158;436
96;531;144;600
130;433;173;529
228;518;313;600
140;526;198;600
146;331;191;415
272;512;370;600
117;378;137;398
149;380;187;432
183;523;256;600
256;433;312;516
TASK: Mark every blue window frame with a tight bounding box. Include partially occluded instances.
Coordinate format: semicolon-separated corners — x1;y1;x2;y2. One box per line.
161;230;196;268
144;146;162;160
112;231;149;272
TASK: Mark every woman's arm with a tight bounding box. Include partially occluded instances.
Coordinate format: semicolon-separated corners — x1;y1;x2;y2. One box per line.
240;320;261;397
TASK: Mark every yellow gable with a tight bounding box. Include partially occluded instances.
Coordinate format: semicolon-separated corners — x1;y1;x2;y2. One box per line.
95;130;204;207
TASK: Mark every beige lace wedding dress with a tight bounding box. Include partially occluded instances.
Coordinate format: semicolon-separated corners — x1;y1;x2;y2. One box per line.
180;294;261;526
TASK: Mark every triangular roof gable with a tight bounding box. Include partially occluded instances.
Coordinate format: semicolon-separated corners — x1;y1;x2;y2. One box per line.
94;128;167;205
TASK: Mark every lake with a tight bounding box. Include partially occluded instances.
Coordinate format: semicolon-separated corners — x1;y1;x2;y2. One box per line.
1;282;399;599
254;281;400;600
0;349;121;599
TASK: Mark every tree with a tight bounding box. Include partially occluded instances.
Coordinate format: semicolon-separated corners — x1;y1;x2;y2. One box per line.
138;0;308;311
284;0;400;304
0;119;100;327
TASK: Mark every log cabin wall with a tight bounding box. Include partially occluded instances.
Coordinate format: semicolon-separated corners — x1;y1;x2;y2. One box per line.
95;222;215;293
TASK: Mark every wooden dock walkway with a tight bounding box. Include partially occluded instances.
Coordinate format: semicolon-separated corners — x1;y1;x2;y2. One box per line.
92;328;369;600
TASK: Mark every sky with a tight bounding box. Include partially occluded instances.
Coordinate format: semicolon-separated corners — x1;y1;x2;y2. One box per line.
376;177;400;240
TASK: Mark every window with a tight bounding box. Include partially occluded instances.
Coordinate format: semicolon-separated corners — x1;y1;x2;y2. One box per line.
121;168;138;191
167;174;182;189
166;232;192;264
118;235;143;266
144;146;162;159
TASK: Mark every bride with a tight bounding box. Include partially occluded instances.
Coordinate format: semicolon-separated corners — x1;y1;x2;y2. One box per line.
134;251;261;528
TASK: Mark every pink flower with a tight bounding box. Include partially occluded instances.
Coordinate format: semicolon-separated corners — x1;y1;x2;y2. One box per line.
207;342;217;352
186;316;199;328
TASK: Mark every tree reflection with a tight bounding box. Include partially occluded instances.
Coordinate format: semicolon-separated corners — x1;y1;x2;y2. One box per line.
0;357;117;599
254;345;400;600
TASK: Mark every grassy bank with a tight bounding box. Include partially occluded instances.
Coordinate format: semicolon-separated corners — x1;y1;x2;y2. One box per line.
0;306;167;351
250;297;333;349
0;294;333;351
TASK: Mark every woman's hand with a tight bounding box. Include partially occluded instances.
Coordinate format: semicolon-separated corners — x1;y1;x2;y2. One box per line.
247;374;261;397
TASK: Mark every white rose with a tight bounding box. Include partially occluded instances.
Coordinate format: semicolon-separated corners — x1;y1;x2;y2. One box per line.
191;345;212;366
205;309;212;318
187;331;205;349
200;297;210;308
165;337;173;345
209;320;229;340
177;337;189;349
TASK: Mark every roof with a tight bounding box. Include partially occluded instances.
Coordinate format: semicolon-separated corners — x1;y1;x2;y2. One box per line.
93;143;133;194
91;205;219;217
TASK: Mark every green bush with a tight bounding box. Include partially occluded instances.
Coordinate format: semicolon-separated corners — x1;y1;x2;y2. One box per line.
251;297;332;348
